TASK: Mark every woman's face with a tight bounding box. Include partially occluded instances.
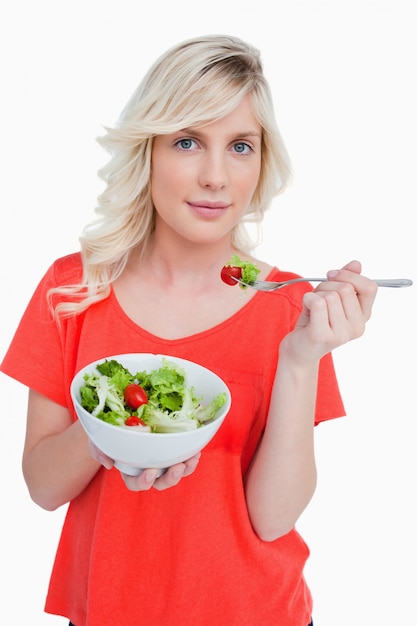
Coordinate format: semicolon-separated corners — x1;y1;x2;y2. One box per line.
150;94;262;245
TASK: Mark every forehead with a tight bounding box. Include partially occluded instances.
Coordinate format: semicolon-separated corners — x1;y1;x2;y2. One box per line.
182;95;262;138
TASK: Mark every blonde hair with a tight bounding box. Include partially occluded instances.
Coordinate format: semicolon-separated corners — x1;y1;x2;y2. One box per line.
51;34;292;317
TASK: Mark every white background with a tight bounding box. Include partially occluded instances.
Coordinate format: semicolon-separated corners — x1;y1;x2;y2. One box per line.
1;1;415;624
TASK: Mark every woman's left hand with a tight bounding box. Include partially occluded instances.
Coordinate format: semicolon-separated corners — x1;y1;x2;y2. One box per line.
282;260;378;365
246;260;377;538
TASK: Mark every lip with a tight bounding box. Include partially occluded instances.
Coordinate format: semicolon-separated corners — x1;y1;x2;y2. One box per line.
188;200;231;210
187;200;231;218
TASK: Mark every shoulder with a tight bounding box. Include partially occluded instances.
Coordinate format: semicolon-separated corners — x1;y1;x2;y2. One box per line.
250;256;302;283
253;262;312;310
49;252;83;286
267;266;302;282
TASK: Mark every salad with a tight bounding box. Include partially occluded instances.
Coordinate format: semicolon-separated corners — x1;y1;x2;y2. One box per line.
79;358;227;433
220;254;260;288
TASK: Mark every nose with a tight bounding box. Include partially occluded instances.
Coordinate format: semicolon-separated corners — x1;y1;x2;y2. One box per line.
198;151;228;190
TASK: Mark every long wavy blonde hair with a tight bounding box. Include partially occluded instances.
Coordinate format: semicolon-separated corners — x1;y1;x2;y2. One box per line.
50;34;292;317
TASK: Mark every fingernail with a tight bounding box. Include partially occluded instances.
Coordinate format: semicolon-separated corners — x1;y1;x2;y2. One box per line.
145;471;158;483
327;270;339;279
98;454;111;469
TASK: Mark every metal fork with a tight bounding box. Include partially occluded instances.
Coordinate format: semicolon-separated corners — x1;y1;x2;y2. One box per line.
234;277;413;292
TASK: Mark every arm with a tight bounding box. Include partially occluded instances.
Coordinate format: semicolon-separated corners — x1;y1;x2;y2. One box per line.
23;389;201;509
244;260;378;541
23;389;101;511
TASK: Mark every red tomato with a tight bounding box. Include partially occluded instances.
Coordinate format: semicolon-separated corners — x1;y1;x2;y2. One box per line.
124;384;148;409
125;415;147;427
220;265;242;286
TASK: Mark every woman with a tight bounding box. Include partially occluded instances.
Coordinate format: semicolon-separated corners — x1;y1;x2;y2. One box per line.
0;35;377;625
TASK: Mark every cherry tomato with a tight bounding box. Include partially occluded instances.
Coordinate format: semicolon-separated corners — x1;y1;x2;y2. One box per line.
125;415;147;427
124;384;148;409
220;265;242;286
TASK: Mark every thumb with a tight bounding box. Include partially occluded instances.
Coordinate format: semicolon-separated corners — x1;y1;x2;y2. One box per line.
338;259;362;275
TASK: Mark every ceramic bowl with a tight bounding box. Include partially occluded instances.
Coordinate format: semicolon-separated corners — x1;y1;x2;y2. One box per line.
70;353;231;476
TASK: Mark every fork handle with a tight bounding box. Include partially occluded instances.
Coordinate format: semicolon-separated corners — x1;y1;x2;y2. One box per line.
306;278;413;288
373;278;413;288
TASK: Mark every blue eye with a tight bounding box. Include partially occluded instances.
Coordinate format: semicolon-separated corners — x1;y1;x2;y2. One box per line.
233;142;251;154
176;138;196;150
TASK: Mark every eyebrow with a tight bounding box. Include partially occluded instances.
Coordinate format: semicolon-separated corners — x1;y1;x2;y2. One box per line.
179;127;262;140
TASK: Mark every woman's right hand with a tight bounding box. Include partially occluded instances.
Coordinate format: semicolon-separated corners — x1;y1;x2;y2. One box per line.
89;440;201;491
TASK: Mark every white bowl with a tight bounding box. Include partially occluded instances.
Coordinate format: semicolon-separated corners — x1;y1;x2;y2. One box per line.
70;353;231;476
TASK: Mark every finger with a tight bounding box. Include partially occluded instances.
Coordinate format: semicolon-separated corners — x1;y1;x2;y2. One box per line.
325;267;378;321
182;452;201;476
152;462;188;491
120;453;201;492
340;259;362;274
305;284;367;351
153;453;201;490
301;291;335;345
88;440;114;469
318;285;365;341
316;279;358;316
121;468;161;491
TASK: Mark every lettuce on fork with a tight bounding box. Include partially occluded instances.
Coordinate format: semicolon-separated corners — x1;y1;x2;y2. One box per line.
225;254;260;286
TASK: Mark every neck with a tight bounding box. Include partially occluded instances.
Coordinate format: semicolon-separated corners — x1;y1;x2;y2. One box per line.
128;233;241;290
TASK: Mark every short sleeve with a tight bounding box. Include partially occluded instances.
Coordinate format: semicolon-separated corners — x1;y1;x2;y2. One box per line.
0;254;81;406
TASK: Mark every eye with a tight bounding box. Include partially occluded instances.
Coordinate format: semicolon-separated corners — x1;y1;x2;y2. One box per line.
175;138;197;151
232;142;252;155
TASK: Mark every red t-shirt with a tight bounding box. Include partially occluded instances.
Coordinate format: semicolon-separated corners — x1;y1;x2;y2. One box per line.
1;253;345;626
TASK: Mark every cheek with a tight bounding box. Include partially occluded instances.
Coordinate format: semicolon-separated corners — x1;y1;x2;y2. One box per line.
151;163;175;208
235;158;261;195
240;170;261;204
152;159;189;198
